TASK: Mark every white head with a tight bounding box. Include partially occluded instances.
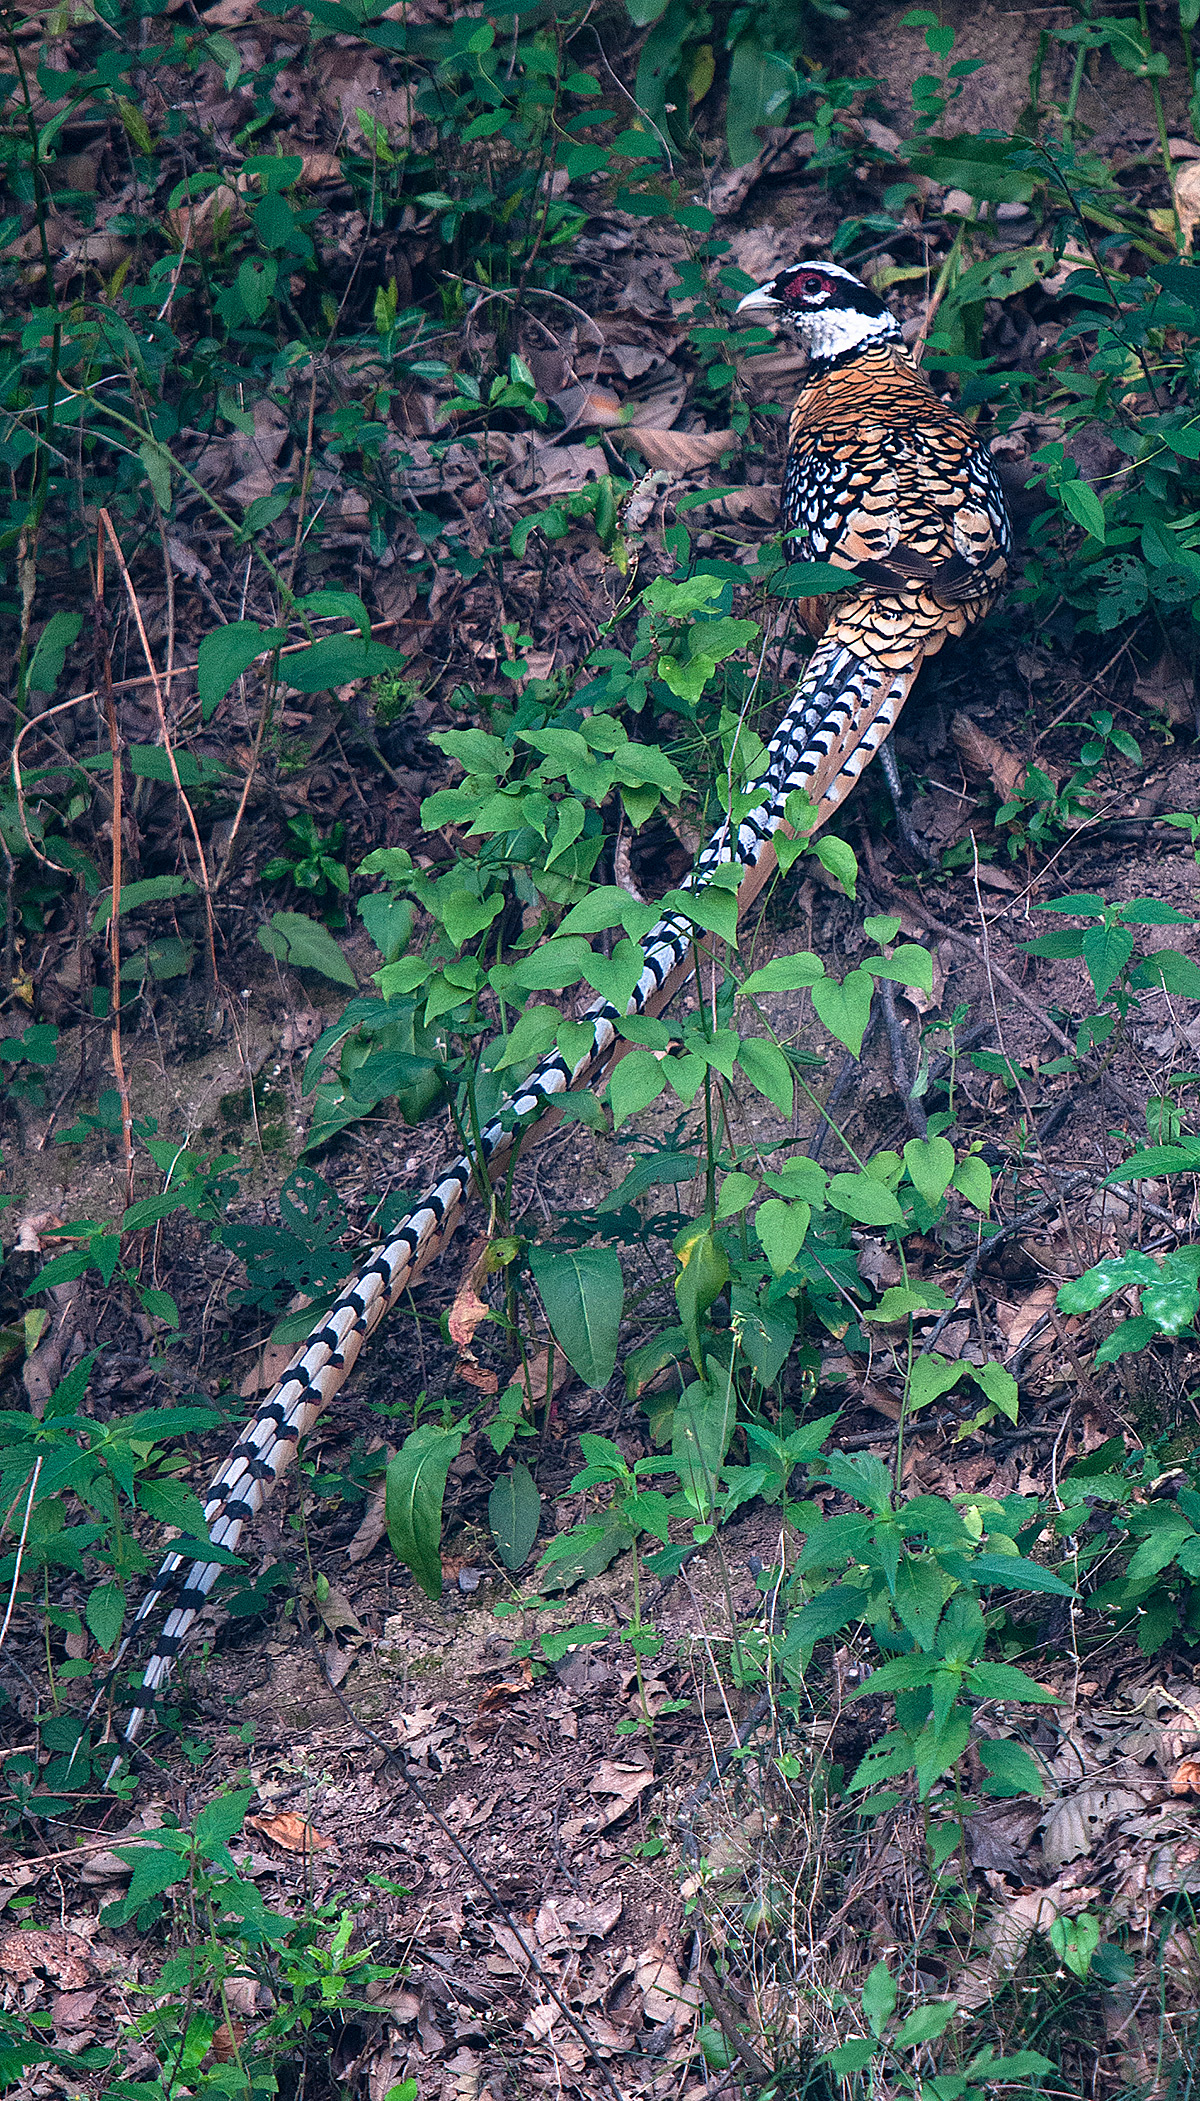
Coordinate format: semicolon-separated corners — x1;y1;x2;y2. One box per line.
735;261;902;362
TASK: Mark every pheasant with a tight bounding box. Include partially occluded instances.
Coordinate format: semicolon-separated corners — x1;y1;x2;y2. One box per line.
108;263;1010;1747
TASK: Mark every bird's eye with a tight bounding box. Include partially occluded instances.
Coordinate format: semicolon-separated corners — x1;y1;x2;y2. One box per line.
788;270;824;299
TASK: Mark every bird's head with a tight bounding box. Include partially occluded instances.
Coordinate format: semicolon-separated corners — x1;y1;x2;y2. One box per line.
735;262;902;361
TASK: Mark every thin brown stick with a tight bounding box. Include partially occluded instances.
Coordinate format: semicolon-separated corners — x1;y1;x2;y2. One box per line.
98;510;218;987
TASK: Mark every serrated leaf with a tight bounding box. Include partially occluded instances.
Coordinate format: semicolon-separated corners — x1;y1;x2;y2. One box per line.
85;1578;125;1653
258;912;357;987
978;1737;1045;1799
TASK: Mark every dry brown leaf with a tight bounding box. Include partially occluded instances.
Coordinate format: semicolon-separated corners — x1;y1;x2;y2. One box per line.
617;427;738;473
0;1929;91;1989
547;383;623;430
244;1812;333;1855
210;2022;245;2063
589;1758;657;1805
168;182;245;249
517;1343;573;1410
51;1990;99;2039
1173;1758;1200;1795
457;1359;498;1393
346;1483;388;1563
477;1676;529;1716
681;483;779;524
950;712;1028;801
994;1282;1059;1354
635;1939;697;2028
1175;160;1200;251
955;1873;1102;2008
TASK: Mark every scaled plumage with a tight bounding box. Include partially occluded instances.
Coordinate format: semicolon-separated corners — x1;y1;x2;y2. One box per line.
112;264;1010;1747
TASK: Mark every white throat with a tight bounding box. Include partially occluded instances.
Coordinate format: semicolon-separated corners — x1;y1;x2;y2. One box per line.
795;306;899;361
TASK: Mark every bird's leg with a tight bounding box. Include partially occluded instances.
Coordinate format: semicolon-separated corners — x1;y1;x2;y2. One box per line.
877;736;936;867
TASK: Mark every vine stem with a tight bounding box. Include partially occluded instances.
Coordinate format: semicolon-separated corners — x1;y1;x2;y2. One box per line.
95;524;135;1208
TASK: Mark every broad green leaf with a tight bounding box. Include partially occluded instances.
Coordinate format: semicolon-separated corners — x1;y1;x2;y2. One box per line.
737;1035;794;1118
978;1737;1044;1799
1131;948;1200;998
965;1659;1061;1703
92;874;196;931
27;611;83;698
967;1553;1075;1597
739;951;824;999
754;1197;810;1276
895;2001;958;2048
820;2040;878;2075
827;1171;903;1227
811;967;873;1057
282;633;402;692
673;1368;736;1514
1061;479;1107;543
608;1048;669;1126
866;1283;953;1324
812;834;858;899
973;1360;1018;1423
716;1170;759;1220
903;1135;955;1206
198;621;286;715
861;1959;896;2039
86;1578;125;1653
868;944;934;994
489;1464;541;1570
952;1153;992;1213
194;1788;254;1848
1081;921;1133;1000
258;912;357;987
910;132;1036;201
386;1423;465;1599
556;887;659;943
596;1151;699;1213
673;1218;729;1371
529;1245;624;1391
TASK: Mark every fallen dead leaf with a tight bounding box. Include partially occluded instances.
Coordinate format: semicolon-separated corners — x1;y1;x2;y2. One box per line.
244;1812;333;1855
477;1674;531;1716
635;1939;696;2027
950;712;1029;801
1173;1758;1200;1796
0;1929;91;1989
210;2022;245;2063
346;1481;389;1563
1176;159;1200;251
955;1873;1102;2008
617;427;738;473
51;1990;99;2038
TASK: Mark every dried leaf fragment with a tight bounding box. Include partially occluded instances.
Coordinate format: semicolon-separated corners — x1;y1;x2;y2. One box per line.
244;1812;333;1855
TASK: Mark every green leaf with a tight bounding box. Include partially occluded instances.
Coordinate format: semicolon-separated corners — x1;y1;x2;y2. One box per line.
739;952;824;999
969;1552;1075;1596
489;1464;540;1571
812;834;858;899
895;2001;958;2048
258;913;357;987
1061;478;1107;543
737;1035;794;1118
1130;948;1200;998
966;1659;1061;1703
85;1579;125;1653
903;1134;955;1207
194;1789;254;1849
973;1360;1018;1423
910;132;1036;201
861;1959;897;2039
868;944;933;994
978;1737;1045;1799
198;621;285;716
827;1172;903;1227
673;1218;730;1371
528;1245;624;1391
755;1197;810;1276
608;1049;669;1127
951;1154;992;1213
716;1170;759;1220
27;611;83;698
1081;921;1133;1000
811;968;873;1056
726;29;798;167
282;633;402;692
385;1424;465;1600
820;2039;878;2074
92;874;196;931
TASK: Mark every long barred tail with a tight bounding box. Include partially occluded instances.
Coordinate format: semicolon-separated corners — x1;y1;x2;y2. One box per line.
113;616;922;1744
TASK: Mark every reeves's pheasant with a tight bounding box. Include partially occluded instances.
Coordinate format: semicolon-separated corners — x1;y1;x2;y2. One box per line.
110;264;1010;1747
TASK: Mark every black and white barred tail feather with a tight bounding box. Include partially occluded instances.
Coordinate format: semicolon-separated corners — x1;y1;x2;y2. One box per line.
113;617;920;1745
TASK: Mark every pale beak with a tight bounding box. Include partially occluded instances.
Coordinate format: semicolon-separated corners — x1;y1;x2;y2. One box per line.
735;285;781;317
